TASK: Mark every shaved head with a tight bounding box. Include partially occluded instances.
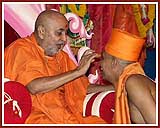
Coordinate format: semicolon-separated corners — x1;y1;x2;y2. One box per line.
35;10;67;32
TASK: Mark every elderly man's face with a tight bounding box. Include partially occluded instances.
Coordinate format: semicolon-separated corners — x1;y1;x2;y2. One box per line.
42;17;68;57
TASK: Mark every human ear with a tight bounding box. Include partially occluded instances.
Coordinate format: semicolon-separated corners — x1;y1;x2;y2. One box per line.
37;25;45;39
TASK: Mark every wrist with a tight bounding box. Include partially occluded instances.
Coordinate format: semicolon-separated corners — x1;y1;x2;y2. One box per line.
74;67;84;77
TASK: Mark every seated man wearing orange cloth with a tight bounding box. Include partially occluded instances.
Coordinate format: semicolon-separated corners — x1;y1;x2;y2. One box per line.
101;28;156;124
4;10;114;124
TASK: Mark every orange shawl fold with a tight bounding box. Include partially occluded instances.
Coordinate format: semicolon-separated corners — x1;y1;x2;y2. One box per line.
113;62;145;123
4;34;106;124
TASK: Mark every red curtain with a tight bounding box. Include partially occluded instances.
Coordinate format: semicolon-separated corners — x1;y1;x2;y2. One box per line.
87;4;116;85
4;21;20;48
46;4;60;11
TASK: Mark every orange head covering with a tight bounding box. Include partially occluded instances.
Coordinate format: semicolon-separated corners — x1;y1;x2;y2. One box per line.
105;28;145;61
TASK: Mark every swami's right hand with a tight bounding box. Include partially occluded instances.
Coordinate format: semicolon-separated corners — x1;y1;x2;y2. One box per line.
77;49;101;75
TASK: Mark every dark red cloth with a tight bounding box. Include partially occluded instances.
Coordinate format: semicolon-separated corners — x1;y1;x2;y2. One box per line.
46;4;60;11
4;21;20;48
84;91;115;123
4;81;32;124
99;92;115;123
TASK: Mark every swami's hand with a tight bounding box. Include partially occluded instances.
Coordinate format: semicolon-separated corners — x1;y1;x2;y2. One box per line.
77;49;100;75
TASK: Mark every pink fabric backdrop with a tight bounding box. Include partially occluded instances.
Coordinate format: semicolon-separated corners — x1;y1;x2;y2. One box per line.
4;4;46;37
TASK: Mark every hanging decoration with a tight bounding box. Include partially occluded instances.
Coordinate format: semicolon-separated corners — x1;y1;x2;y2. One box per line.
132;4;155;38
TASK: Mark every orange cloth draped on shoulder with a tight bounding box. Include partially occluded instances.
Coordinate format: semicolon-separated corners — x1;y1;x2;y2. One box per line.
105;29;145;123
113;62;145;123
4;33;106;124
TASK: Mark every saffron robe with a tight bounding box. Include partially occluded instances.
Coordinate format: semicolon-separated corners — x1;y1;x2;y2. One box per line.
113;62;145;124
4;34;106;124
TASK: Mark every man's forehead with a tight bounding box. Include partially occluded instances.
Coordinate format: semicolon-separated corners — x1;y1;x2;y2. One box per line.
102;52;111;58
48;18;68;29
55;23;68;31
